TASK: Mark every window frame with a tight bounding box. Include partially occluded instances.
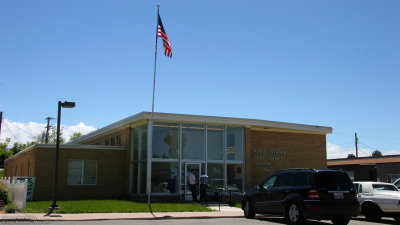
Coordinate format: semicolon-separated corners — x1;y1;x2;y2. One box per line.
68;160;98;186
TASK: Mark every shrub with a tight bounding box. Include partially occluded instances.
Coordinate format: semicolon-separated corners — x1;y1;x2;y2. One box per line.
5;203;17;213
0;182;12;205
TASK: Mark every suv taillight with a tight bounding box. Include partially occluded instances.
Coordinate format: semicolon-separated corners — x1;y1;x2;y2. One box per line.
308;189;320;200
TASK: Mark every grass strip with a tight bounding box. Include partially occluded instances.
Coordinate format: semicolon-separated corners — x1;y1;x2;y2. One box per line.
24;200;212;214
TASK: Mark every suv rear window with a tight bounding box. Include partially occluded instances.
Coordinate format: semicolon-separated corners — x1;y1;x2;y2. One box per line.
313;172;353;189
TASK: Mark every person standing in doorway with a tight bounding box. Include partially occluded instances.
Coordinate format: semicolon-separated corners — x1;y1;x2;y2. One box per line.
200;171;208;204
188;170;197;202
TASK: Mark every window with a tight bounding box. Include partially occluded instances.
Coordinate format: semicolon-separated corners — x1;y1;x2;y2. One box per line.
68;160;97;185
28;161;31;177
152;122;179;159
274;173;294;187
21;164;24;176
372;184;398;191
226;127;244;161
105;140;109;145
387;174;400;183
182;124;205;160
15;165;17;176
207;125;224;160
227;164;242;191
117;136;122;145
262;174;278;189
111;138;115;146
151;162;179;193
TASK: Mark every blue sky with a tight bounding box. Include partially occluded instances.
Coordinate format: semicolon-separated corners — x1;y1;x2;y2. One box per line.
0;0;399;158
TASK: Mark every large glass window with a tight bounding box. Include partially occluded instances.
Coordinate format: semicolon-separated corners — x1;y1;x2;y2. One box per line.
182;124;205;160
208;163;224;189
207;125;224;160
227;127;244;161
152;123;179;159
227;164;242;191
134;125;147;160
151;162;179;193
68;160;97;185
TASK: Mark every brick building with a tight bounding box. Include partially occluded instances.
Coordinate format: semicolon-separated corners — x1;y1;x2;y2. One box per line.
4;112;332;201
328;155;400;183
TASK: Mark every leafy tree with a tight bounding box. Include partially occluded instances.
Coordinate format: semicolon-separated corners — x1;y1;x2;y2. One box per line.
69;132;83;141
347;154;356;159
50;126;65;144
0;138;12;168
9;141;35;155
372;150;383;157
35;130;47;144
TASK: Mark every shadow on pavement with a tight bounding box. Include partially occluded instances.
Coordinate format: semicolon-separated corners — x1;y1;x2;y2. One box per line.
254;215;331;225
352;216;397;225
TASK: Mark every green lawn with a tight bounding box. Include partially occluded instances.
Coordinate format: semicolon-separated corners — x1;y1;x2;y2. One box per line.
24;200;212;214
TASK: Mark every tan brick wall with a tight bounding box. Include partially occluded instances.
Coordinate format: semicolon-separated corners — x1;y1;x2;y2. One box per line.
5;146;127;201
33;147;127;200
245;129;327;189
4;148;35;178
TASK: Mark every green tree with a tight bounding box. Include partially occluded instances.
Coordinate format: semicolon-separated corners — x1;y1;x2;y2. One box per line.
35;130;47;144
0;138;13;168
69;132;83;141
372;150;383;157
9;141;35;155
50;126;65;144
347;154;356;159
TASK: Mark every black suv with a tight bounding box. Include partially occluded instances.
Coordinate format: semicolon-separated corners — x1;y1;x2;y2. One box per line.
242;169;360;224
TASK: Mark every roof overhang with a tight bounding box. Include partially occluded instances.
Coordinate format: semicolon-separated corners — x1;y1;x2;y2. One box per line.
69;111;333;144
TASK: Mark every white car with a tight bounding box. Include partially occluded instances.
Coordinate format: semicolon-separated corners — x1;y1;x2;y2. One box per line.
393;178;400;189
353;181;400;222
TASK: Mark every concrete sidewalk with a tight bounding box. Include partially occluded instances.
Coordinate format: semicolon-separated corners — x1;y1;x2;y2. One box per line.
0;205;244;221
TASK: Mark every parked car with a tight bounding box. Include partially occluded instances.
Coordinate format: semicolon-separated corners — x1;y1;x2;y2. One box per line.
353;181;400;222
393;178;400;189
242;169;359;225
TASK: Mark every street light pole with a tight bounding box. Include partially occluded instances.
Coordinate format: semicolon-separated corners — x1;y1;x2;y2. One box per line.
48;101;75;215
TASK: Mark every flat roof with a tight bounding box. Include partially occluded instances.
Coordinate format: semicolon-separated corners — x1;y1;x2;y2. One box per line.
70;112;332;144
328;155;400;166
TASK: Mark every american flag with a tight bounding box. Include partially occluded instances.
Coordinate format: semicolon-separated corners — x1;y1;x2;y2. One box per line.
157;14;172;58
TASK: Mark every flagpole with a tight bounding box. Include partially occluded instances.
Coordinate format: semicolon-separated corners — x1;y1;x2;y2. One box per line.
147;3;160;213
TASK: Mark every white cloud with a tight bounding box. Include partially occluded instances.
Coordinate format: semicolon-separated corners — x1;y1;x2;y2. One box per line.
327;142;378;159
0;118;97;145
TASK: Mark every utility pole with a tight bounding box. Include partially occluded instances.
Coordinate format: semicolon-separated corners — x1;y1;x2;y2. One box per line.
0;112;2;139
355;133;358;158
45;117;54;144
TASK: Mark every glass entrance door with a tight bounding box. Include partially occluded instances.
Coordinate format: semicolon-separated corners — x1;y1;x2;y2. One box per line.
184;163;201;201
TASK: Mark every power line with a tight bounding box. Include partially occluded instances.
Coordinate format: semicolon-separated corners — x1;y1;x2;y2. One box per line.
2;119;22;143
3;118;37;139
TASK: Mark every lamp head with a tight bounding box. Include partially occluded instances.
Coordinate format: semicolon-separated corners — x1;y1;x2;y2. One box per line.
61;101;75;108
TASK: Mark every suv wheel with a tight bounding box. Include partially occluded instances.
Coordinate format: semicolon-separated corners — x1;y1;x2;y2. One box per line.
363;204;382;222
285;202;304;224
393;214;400;223
331;217;350;225
243;199;255;219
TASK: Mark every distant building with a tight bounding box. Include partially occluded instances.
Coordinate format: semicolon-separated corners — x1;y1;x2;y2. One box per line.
328;155;400;182
5;112;332;201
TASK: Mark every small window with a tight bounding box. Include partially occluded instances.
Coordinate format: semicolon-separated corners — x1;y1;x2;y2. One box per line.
21;164;24;176
15;165;17;176
274;173;294;187
262;174;277;189
28;161;31;177
111;138;115;146
117;136;122;145
68;160;97;185
105;140;109;145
